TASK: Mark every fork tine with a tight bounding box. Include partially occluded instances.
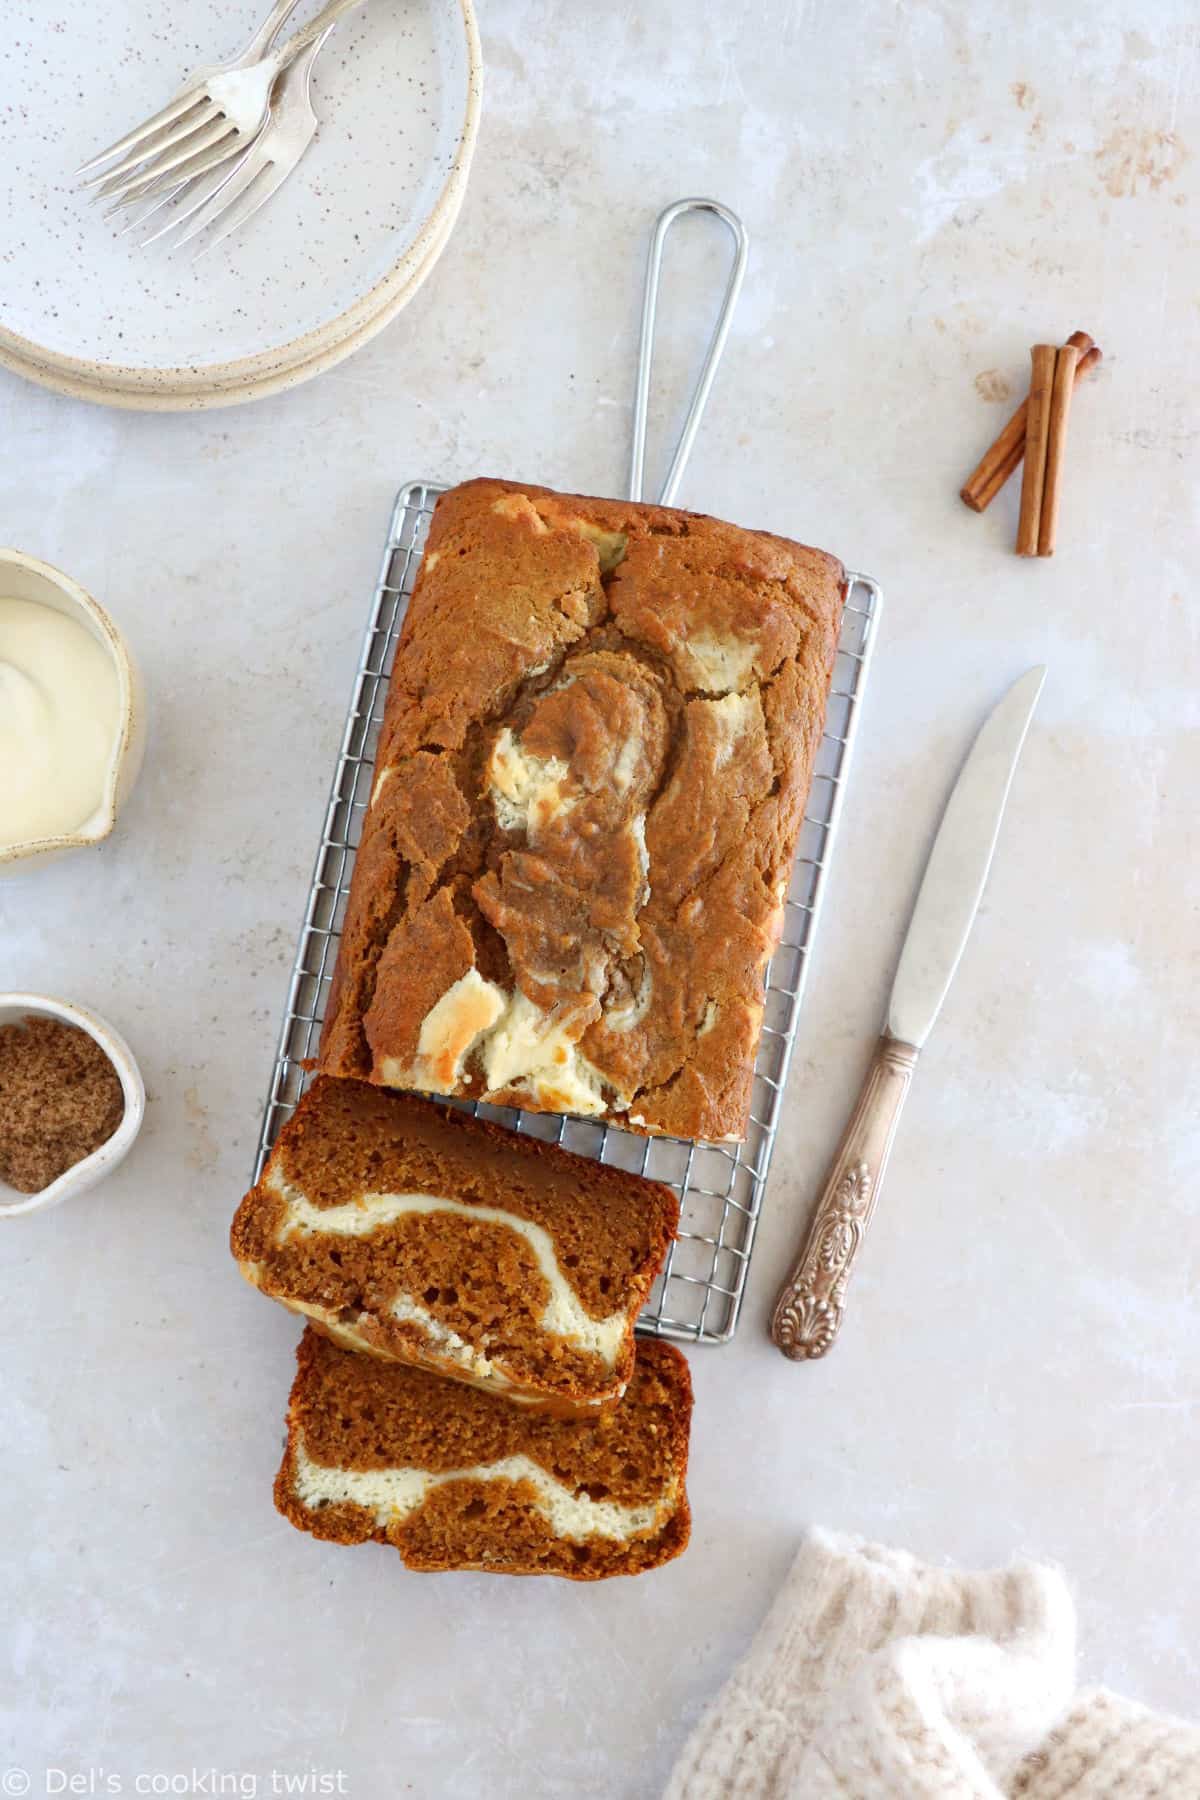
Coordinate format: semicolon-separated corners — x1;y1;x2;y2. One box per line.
112;177;191;235
105;173;184;225
114;136;244;233
98;118;236;205
80;99;215;189
94;105;219;194
104;128;242;215
75;90;206;179
93;114;230;203
88;112;221;200
192;161;288;256
133;151;252;247
168;155;271;251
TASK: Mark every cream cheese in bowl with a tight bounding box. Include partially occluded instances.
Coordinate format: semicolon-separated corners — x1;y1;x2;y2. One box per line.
0;597;121;846
0;551;145;873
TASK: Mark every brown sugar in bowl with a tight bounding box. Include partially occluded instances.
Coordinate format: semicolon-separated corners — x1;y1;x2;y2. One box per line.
0;994;144;1218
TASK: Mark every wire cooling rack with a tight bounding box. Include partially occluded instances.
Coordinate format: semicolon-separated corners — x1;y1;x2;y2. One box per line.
254;481;881;1345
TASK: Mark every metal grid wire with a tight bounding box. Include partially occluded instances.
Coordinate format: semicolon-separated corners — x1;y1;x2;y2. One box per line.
254;480;881;1345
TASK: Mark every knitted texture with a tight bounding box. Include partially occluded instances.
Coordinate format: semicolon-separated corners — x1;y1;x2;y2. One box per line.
665;1531;1200;1800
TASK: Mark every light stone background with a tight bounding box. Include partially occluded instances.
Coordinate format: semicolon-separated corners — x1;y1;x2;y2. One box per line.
3;3;1198;1796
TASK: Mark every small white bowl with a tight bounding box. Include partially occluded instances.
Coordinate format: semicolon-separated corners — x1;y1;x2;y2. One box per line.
0;550;146;874
0;994;145;1218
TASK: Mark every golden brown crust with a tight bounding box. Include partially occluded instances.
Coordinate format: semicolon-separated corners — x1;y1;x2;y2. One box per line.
231;1077;677;1409
320;477;845;1140
273;1328;693;1580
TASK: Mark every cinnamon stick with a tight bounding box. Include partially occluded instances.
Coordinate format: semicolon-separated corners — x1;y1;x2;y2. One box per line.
1016;345;1057;556
1037;343;1080;556
961;330;1099;512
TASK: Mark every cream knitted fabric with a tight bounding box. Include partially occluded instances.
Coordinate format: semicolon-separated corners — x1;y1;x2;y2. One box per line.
665;1531;1200;1800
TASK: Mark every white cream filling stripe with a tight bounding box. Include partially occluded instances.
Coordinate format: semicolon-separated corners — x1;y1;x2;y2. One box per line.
389;1292;515;1387
478;989;608;1114
605;956;653;1034
686;629;759;695
270;1174;629;1364
488;728;575;836
272;1289;591;1401
411;968;505;1091
285;1291;520;1386
388;974;611;1117
293;1440;671;1543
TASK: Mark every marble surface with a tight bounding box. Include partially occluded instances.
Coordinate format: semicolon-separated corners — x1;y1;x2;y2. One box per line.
3;1;1198;1795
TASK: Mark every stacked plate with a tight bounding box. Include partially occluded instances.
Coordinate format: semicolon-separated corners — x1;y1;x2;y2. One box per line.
0;0;481;409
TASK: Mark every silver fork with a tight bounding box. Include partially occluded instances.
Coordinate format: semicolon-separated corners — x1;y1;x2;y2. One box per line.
140;21;335;254
98;0;304;229
76;0;364;206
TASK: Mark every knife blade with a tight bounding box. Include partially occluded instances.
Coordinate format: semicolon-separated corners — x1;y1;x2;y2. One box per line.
771;665;1046;1361
888;664;1046;1046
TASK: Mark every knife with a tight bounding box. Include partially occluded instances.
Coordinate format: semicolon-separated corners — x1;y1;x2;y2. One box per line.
770;665;1046;1361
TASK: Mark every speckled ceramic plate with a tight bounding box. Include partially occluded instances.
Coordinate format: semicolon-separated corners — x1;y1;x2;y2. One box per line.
0;0;481;410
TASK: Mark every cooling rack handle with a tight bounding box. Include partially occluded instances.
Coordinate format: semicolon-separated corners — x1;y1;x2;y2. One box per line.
628;198;749;508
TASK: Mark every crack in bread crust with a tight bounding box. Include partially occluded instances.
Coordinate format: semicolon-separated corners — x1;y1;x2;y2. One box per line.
319;478;845;1140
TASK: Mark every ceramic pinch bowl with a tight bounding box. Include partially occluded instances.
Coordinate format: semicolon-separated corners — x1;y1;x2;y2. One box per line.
0;550;146;873
0;994;146;1218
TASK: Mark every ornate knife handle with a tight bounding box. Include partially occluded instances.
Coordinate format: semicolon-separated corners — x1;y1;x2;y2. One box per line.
771;1035;919;1361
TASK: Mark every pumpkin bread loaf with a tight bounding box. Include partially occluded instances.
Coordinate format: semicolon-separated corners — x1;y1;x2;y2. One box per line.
318;477;845;1142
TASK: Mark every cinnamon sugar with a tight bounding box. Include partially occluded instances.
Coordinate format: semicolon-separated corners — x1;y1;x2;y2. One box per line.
0;1014;124;1193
